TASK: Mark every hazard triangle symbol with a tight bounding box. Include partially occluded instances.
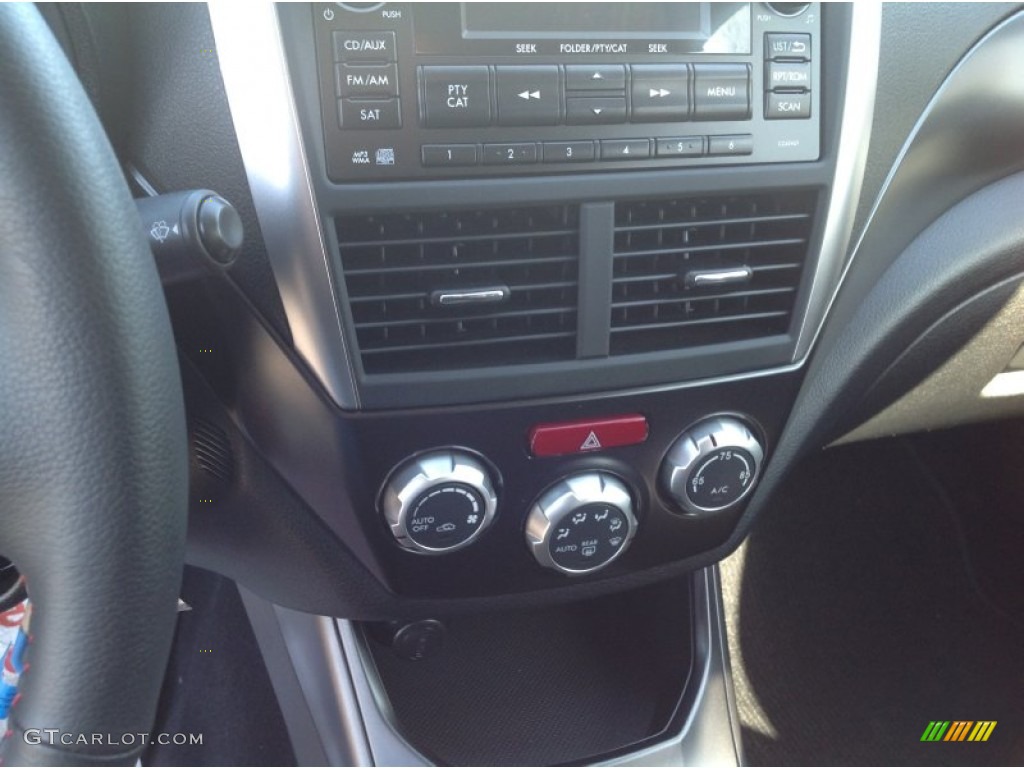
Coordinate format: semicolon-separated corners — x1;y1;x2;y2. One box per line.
580;431;602;450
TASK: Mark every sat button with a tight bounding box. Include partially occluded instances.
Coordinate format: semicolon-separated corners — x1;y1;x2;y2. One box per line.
339;98;401;129
529;414;649;457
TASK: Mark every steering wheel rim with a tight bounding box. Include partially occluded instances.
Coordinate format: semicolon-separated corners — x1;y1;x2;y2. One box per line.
0;6;187;766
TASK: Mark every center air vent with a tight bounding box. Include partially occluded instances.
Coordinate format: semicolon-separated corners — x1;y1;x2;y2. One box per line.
610;192;816;355
336;206;579;374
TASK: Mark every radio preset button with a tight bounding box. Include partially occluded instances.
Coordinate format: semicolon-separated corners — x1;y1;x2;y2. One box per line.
630;65;690;122
422;144;479;167
764;32;811;60
495;66;560;126
542;141;596;163
338;97;401;129
565;97;627;125
656;136;705;157
482;143;538;165
765;92;812;119
708;134;753;156
420;66;491;128
332;30;396;63
693;64;750;120
565;64;626;91
335;63;398;98
766;61;811;90
600;139;651;161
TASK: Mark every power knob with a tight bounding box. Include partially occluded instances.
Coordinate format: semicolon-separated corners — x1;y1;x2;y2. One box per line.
380;450;498;554
661;417;764;516
525;473;638;576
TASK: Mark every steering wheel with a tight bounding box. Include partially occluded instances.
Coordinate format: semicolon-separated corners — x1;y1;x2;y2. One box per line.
0;6;187;766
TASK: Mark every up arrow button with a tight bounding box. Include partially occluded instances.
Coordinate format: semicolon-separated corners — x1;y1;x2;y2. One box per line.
565;64;626;90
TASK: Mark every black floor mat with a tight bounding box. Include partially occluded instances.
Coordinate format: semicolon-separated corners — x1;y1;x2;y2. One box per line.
721;437;1024;766
146;567;296;767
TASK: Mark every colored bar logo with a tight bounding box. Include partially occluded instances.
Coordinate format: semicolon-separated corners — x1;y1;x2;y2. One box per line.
921;721;997;742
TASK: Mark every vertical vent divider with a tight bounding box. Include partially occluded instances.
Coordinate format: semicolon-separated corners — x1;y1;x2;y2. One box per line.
577;202;615;359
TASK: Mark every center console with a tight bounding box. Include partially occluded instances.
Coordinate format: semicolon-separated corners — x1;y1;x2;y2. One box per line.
202;2;879;764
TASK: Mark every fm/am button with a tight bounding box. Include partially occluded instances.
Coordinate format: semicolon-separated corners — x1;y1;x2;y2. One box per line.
420;66;491;128
335;63;398;98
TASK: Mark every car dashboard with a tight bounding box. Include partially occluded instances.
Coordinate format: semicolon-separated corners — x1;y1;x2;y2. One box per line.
35;2;1024;764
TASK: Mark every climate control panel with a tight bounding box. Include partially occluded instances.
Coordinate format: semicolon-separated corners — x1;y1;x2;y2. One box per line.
376;414;765;579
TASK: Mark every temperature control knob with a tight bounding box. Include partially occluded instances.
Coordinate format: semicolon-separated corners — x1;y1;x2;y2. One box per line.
381;450;498;554
661;417;764;515
526;473;637;576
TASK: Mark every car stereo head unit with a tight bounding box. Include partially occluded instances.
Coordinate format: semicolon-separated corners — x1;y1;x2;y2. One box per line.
313;2;820;181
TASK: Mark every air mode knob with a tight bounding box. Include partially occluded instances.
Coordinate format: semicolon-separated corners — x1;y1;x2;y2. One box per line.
661;417;764;515
380;450;498;554
525;473;638;576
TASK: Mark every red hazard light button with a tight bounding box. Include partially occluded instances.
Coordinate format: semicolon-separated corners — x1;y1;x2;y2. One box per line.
529;414;649;457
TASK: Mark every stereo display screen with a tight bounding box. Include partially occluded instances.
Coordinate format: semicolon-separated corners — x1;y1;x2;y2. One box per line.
454;2;751;54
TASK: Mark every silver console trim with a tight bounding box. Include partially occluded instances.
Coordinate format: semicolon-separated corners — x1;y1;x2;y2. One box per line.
242;567;740;766
209;2;360;408
792;1;882;361
211;3;879;409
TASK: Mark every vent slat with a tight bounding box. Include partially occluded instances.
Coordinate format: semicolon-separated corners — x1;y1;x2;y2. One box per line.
611;287;795;309
359;330;577;356
355;306;575;331
349;280;578;304
614;212;810;233
338;227;578;249
611;192;816;355
613;263;802;285
336;206;579;374
342;254;576;276
612;237;807;259
611;311;791;334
